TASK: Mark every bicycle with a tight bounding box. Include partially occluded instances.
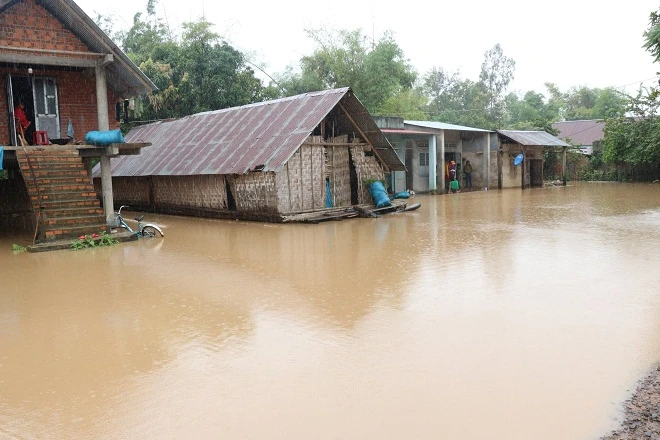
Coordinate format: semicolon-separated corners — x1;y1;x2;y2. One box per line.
108;205;164;238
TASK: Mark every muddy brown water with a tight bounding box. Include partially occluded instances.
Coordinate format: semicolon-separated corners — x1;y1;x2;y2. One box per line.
1;182;660;439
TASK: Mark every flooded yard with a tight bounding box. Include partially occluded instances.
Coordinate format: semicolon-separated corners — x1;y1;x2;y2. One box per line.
1;182;660;439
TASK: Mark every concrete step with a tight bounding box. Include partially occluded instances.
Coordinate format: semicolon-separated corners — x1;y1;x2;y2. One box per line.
42;214;107;228
42;206;104;218
34;197;100;210
32;169;89;179
42;223;109;242
31;191;98;203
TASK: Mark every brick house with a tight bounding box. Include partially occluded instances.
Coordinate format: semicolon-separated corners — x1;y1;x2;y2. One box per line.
95;88;405;222
0;0;156;244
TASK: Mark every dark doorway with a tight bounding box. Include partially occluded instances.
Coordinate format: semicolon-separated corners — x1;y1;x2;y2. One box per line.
405;148;413;191
530;159;543;187
348;149;359;205
225;179;236;211
8;76;35;146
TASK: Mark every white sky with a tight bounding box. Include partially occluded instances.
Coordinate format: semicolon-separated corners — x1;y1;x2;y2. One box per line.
76;0;660;97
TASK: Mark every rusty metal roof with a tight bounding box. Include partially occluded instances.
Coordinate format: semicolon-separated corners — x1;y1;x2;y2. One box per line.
104;88;405;177
497;130;570;148
551;120;605;146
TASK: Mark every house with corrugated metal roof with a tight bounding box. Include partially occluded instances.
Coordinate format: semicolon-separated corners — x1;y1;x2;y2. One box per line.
375;117;496;193
497;130;570;188
375;116;569;192
551;120;605;155
95;88;405;222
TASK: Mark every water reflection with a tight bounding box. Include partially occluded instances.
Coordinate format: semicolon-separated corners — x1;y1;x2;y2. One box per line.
1;182;660;439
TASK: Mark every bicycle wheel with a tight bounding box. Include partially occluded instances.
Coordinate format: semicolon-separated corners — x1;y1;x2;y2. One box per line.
141;226;163;238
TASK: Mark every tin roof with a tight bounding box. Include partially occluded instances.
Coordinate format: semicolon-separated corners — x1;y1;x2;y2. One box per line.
497;130;570;147
381;128;436;135
405;120;492;133
102;88;405;177
8;0;157;97
551;120;605;146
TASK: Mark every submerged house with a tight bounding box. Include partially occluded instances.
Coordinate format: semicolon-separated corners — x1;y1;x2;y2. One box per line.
96;88;405;222
497;130;570;188
0;0;156;243
376;117;570;192
375;117;495;193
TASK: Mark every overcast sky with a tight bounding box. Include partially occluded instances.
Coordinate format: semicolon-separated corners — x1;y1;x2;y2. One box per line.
76;0;660;97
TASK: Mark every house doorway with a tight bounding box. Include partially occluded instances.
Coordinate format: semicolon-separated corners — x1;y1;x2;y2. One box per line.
530;159;543;187
6;74;61;146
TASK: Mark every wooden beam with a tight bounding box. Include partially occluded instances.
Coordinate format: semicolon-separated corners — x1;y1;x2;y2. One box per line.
338;102;389;172
0;45;107;57
0;52;98;67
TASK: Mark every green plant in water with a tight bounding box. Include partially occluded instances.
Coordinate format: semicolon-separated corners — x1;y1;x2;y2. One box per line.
70;232;118;250
11;244;27;251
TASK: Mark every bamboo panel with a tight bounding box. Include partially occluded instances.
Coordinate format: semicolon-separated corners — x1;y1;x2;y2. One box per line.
153;175;228;209
234;172;279;213
112;176;151;204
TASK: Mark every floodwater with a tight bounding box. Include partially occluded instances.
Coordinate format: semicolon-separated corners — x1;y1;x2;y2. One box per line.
1;182;660;439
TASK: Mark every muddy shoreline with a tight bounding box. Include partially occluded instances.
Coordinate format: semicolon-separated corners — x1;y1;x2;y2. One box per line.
602;366;660;439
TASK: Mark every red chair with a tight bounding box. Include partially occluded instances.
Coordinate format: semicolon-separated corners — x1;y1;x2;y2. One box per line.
34;131;49;145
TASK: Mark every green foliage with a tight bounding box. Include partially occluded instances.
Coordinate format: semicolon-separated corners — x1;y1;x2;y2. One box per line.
109;4;274;120
279;28;417;113
0;169;8;180
479;44;516;127
11;244;26;251
70;232;118;251
643;9;660;63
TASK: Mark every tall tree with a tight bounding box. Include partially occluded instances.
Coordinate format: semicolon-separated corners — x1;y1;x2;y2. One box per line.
478;43;515;127
279;28;417;113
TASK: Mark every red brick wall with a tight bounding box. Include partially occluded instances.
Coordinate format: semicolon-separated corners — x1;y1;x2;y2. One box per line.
0;0;90;52
0;0;122;145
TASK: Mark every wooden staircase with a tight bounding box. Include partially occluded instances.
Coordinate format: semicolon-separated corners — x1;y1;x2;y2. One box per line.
16;147;108;243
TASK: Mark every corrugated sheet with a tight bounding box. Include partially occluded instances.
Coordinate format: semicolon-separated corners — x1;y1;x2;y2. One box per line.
497;130;570;147
551;120;604;146
38;0;156;96
103;88;405;178
405;120;492;133
381;129;436;135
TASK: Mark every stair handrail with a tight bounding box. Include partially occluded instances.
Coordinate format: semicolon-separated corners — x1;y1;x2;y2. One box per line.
20;146;47;243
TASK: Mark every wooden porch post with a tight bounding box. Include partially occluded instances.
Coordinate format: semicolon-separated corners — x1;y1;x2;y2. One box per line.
562;146;567;186
484;132;490;189
96;56;114;219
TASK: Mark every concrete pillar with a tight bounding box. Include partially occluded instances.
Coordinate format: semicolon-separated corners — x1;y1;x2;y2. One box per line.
439;130;445;193
428;134;437;193
484;132;490;189
562;146;567;185
96;62;113;219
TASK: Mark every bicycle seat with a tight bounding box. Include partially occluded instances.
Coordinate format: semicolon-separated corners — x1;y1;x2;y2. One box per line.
134;215;144;222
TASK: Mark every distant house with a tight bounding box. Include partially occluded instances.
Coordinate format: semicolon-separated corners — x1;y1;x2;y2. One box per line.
551;120;605;155
375;117;495;193
376;117;569;192
497;130;570;188
95;88;405;222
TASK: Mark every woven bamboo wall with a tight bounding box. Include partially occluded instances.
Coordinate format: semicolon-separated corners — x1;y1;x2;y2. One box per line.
110;177;151;204
325;135;351;208
234;172;279;213
153;175;228;209
349;142;385;204
276;140;326;214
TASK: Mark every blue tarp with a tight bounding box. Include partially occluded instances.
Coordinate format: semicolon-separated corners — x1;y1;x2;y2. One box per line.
325;180;333;208
0;147;3;170
84;129;124;146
